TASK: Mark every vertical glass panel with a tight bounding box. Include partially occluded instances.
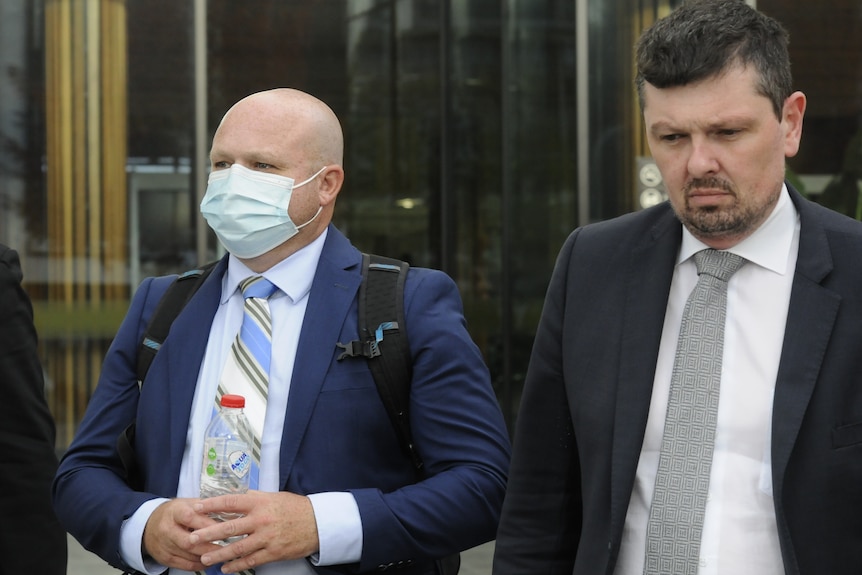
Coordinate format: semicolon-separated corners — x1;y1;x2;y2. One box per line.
343;3;397;256
448;0;505;408
0;0;52;424
393;0;442;267
0;0;45;252
127;0;196;284
0;0;148;448
758;0;862;221
207;0;349;130
342;1;440;265
501;0;577;424
588;0;680;220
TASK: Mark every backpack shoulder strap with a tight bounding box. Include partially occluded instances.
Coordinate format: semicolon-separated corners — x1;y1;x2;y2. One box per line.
135;261;218;385
120;261;218;490
337;253;422;471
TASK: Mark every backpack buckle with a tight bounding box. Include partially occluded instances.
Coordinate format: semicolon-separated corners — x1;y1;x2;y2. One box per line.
336;338;380;360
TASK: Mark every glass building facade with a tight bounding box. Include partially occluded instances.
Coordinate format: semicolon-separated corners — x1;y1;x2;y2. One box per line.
1;0;860;448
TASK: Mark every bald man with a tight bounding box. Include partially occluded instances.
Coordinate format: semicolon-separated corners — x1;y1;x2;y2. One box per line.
54;88;510;575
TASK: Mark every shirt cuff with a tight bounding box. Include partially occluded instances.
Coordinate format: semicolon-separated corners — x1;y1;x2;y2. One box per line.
307;491;363;566
119;497;171;574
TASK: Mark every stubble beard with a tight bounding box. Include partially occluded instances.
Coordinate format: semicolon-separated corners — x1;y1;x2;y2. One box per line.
674;178;781;242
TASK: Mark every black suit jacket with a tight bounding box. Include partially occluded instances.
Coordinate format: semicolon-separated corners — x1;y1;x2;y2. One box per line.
493;186;862;574
0;245;67;573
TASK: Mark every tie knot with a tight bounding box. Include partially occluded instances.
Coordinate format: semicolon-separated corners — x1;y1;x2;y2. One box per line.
239;275;278;299
694;249;746;282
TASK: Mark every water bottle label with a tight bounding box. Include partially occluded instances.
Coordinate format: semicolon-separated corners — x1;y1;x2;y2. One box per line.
202;439;251;484
229;449;251;479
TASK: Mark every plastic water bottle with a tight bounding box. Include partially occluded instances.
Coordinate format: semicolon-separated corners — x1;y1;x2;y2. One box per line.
199;394;253;526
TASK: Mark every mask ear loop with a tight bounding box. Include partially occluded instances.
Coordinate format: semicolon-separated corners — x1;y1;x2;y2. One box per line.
293;165;328;188
295;206;323;230
292;166;328;230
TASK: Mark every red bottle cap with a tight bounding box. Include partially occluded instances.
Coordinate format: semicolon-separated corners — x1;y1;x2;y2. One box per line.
220;394;245;408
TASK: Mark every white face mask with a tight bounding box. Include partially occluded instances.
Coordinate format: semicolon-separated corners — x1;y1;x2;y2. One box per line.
200;164;326;259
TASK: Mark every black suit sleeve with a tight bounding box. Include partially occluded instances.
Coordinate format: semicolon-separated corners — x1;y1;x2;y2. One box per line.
0;245;67;573
493;233;582;574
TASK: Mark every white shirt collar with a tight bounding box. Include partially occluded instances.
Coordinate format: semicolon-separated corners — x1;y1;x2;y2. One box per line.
223;228;328;304
678;183;798;275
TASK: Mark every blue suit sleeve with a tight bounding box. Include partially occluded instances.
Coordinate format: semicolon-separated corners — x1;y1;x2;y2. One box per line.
350;268;511;571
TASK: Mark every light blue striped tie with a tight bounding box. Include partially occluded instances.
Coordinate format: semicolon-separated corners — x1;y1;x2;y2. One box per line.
204;276;277;575
221;275;278;488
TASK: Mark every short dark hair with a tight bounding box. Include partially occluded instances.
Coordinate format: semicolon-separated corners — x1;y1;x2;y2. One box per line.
635;0;793;117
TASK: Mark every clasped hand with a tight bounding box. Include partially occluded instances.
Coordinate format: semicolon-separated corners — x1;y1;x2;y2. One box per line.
144;491;319;574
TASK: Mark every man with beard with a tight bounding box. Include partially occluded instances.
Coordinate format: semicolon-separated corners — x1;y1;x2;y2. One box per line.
493;1;862;574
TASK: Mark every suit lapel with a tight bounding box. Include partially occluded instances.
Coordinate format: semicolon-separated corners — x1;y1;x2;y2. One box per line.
771;192;840;495
610;207;681;543
161;258;226;487
278;229;362;485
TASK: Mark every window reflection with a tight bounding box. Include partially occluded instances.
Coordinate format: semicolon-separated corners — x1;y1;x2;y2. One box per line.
759;0;862;219
0;0;858;443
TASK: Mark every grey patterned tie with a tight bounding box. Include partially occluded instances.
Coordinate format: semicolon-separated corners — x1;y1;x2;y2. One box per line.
644;249;746;575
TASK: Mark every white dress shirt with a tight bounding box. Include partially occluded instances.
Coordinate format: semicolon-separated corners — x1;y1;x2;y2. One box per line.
614;186;800;574
121;229;364;574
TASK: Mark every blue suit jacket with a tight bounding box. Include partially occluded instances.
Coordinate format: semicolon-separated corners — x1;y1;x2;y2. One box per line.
54;225;510;573
493;186;862;574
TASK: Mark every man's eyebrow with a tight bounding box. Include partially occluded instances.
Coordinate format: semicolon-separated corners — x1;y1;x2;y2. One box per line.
649;115;756;134
246;152;282;165
648;121;680;134
207;149;283;166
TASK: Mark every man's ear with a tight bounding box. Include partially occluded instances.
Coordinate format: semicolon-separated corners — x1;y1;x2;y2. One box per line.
318;166;345;206
783;91;806;158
